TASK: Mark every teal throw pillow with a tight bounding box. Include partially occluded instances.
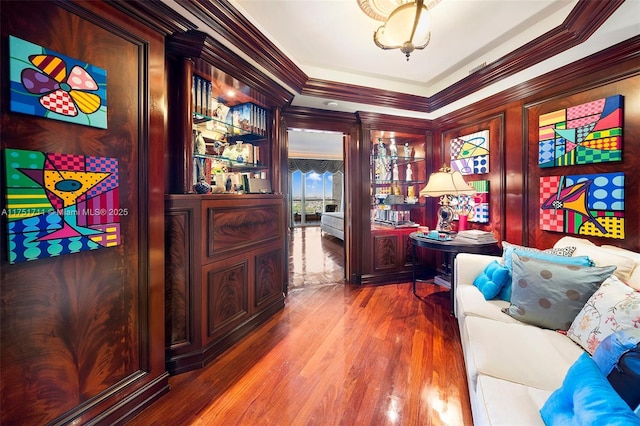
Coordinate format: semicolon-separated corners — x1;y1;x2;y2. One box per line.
540;353;640;426
497;247;593;302
503;254;616;330
473;260;510;300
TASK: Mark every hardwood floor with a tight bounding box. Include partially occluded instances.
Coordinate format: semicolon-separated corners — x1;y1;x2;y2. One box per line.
289;226;345;289
128;228;472;425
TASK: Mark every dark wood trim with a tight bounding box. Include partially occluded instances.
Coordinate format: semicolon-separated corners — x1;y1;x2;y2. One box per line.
301;79;430;113
167;30;295;107
429;0;625;111
283;106;359;132
125;0;626;114
106;0;197;35
357;111;433;131
176;0;308;92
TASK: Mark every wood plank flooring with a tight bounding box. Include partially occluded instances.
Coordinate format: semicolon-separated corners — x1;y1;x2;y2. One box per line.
289;227;345;288
128;228;472;425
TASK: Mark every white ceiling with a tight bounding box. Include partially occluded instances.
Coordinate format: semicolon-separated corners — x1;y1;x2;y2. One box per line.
230;0;639;120
163;0;640;157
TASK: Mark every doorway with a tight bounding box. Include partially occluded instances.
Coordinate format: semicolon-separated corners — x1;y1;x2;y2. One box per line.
287;128;345;288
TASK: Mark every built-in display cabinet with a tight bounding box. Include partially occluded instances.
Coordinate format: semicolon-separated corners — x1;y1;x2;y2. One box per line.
359;115;432;284
164;30;292;374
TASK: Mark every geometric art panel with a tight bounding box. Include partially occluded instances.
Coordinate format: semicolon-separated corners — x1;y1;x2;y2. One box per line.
450;130;489;175
539;172;624;240
453;180;489;223
4;148;121;263
9;35;107;129
538;95;622;168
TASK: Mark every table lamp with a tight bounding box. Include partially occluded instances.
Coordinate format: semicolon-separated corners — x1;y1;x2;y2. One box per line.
419;164;476;232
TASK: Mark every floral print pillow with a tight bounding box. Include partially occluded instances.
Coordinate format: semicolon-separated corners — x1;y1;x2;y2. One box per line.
567;275;640;354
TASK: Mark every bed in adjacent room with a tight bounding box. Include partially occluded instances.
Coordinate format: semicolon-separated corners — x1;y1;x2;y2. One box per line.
320;212;344;240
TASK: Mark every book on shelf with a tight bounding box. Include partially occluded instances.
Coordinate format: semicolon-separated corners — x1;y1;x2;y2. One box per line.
455;230;497;243
434;275;451;289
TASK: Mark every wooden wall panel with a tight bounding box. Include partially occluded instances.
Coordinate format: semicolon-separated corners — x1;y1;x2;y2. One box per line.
0;1;168;424
373;234;399;271
206;204;280;259
524;78;640;252
435;38;640;253
206;261;250;340
255;249;284;309
440;114;505;241
165;208;194;348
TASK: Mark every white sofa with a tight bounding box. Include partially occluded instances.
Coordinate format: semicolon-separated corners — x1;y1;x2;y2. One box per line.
454;236;640;425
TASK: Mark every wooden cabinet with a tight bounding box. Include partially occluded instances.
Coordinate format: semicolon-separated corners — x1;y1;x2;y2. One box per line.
165;195;285;374
359;115;433;284
369;130;428;283
371;227;419;273
164;31;292;374
370;132;427;227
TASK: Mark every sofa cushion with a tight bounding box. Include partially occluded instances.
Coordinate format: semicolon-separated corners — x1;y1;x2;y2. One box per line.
456;284;515;324
554;237;638;286
463;316;583;391
473;260;510;299
540;352;640;426
602;245;640;289
572;244;636;285
476;375;550;426
504;254;615;330
567;275;640;354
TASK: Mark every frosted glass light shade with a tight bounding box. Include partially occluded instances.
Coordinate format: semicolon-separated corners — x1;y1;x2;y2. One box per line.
373;0;431;60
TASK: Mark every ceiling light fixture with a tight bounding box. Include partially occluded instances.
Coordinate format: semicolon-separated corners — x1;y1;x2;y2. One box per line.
358;0;438;61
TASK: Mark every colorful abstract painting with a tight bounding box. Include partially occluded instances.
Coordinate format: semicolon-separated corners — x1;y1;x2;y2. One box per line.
539;172;624;240
452;180;489;223
450;130;489;176
4;149;121;264
9;35;107;129
538;95;622;168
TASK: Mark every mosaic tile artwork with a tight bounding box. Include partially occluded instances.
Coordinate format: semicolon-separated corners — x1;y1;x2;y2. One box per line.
539;172;624;240
453;180;489;223
4;148;121;263
9;35;107;129
538;95;622;168
450;130;489;175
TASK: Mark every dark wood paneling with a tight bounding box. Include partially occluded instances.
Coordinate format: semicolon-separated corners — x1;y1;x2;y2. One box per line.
206;261;250;339
0;1;168;424
435;36;640;252
165;208;194;348
206;205;280;259
440;114;505;241
255;249;284;309
165;195;285;375
373;234;399;272
524;79;640;252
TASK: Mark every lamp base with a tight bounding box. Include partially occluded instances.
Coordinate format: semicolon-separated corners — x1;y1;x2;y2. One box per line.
436;204;454;233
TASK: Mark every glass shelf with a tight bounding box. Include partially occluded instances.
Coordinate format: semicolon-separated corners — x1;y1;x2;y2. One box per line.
194;153;268;171
193;113;265;142
372;155;423;164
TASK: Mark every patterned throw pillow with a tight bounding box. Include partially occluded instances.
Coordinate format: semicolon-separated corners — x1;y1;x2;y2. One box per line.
568;275;640;355
501;241;578;271
502;241;576;259
498;243;589;302
503;254;616;330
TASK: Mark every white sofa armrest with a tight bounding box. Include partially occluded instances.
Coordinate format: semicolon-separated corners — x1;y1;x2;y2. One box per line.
455;253;502;288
